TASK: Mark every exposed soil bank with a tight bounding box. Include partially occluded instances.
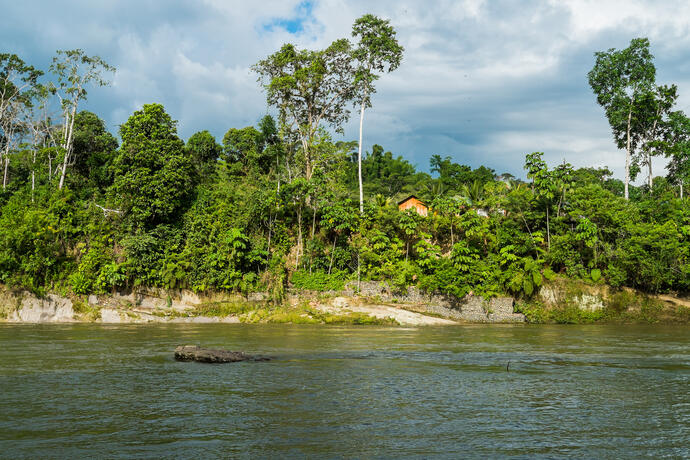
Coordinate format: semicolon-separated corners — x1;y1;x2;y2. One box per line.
0;284;524;326
1;278;686;325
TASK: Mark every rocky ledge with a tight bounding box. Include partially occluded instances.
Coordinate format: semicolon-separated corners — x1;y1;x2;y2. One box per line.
174;345;270;363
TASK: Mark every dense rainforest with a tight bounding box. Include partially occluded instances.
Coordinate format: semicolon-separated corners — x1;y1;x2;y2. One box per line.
1;21;689;305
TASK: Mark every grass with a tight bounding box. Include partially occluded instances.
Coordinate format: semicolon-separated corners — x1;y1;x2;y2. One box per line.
72;298;101;321
193;301;257;317
239;303;397;325
150;299;398;325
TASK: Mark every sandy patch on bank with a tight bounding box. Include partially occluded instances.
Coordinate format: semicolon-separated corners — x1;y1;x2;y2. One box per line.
316;297;456;326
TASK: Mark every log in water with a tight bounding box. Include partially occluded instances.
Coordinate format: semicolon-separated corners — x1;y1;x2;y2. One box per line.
174;345;269;363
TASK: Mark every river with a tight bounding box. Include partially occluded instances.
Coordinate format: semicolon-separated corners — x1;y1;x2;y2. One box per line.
0;324;688;458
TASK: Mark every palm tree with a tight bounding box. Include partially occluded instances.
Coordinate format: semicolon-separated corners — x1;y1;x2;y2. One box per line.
460;180;484;207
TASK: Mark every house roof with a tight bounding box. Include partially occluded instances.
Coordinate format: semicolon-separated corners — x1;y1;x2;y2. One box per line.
397;195;426;206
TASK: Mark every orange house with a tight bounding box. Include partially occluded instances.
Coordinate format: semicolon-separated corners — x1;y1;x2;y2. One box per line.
398;195;428;216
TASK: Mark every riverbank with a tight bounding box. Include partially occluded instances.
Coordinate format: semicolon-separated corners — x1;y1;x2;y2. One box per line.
0;283;522;326
521;277;690;324
1;278;688;325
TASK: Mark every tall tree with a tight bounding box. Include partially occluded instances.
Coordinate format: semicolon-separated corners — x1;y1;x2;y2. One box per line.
0;97;26;189
111;104;194;228
69;110;119;196
588;38;656;200
0;54;42;126
0;54;42;190
525;152;562;250
253;39;355;182
664;110;690;198
49;49;114;190
636;84;677;189
351;14;404;213
186;130;221;179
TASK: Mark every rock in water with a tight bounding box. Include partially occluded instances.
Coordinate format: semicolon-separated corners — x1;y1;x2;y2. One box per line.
174;345;269;363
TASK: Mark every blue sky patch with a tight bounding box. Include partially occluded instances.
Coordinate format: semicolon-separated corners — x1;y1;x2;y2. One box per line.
261;0;314;34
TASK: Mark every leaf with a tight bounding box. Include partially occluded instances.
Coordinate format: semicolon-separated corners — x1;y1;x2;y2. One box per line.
523;278;533;296
590;268;602;282
543;268;556;280
532;270;543;287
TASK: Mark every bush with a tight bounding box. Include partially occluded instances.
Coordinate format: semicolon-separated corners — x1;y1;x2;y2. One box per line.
290;269;347;291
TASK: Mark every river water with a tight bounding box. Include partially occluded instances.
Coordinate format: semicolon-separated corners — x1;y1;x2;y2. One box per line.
0;324;688;458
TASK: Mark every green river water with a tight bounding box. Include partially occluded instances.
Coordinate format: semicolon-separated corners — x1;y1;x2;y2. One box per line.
0;323;688;459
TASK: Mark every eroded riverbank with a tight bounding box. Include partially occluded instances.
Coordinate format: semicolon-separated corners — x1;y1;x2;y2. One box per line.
0;282;527;326
2;278;689;326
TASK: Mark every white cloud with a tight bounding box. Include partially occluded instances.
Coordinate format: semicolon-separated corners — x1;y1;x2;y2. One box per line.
2;0;690;182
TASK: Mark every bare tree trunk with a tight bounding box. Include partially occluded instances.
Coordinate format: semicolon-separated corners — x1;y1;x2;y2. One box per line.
31;148;37;203
276;152;281;194
285;151;292;182
2;156;9;189
58;101;78;190
311;207;316;239
296;204;303;270
309;207;316;274
546;206;551;251
357;98;366;213
647;154;653;190
625;108;632;201
267;214;272;254
681;183;684;199
301;136;312;182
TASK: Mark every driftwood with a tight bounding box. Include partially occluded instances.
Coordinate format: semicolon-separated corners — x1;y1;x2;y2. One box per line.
174;345;269;363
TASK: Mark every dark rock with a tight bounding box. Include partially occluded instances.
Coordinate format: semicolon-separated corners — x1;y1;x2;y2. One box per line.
174;345;270;363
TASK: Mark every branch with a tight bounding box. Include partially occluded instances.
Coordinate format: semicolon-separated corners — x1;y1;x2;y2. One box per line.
93;203;122;215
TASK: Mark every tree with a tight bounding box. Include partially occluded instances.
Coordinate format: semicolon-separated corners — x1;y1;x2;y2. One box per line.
24;84;60;201
0;54;42;121
186;130;221;179
49;49;114;190
0;96;26;190
69;111;118;196
111;104;194;228
0;54;42;190
588;38;656;200
320;200;359;274
665;111;690;198
351;14;404;213
525;152;557;250
253;39;356;182
222;126;263;174
636;84;677;189
430;195;465;246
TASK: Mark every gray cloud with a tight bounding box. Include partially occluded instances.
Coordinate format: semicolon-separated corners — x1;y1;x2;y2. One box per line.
2;0;690;181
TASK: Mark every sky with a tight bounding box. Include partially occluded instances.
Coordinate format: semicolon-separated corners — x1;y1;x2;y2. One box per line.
3;0;690;180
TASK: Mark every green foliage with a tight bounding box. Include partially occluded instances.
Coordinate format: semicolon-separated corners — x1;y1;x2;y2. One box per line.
69;111;119;196
1;36;689;318
290;270;347;291
111;103;195;228
186;130;221;178
69;243;112;294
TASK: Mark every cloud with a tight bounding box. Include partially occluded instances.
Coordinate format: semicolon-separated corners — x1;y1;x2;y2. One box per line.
2;0;690;182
